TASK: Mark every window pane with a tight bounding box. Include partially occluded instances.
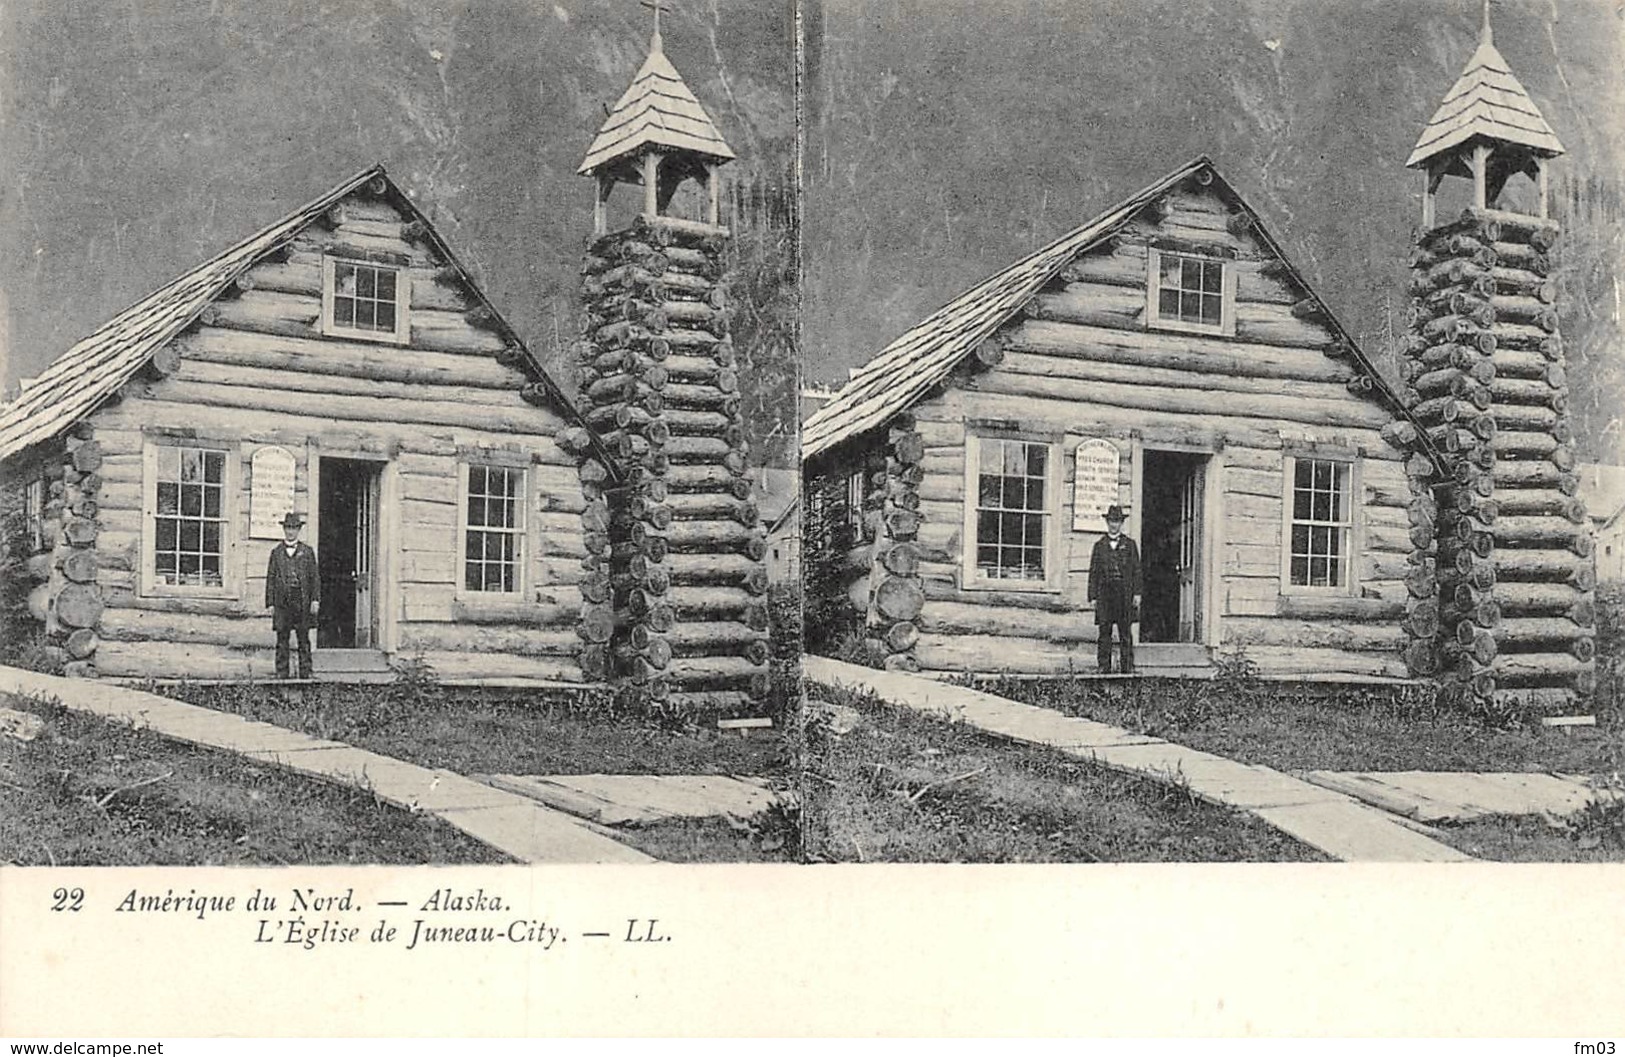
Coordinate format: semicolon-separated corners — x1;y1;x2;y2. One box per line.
376;303;396;333
1003;441;1026;477
202;522;221;553
334;298;354;327
179;521;200;551
1002;477;1025;509
1026;445;1047;478
468;496;487;528
157;482;179;516
180;486;201;517
977;510;1000;546
1161;256;1182;284
1026;477;1045;510
1159;288;1180;317
336;263;357;295
357;267;376;298
377;270;396;298
181;448;202;482
159;446;180;480
1201;293;1222;326
979;474;1002;507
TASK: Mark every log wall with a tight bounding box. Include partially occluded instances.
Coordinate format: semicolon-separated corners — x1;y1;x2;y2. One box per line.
1391;208;1596;714
574;215;771;715
817;180;1412;680
57;185;591;684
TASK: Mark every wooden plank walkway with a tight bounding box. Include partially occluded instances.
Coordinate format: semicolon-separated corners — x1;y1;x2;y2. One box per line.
479;774;779;826
0;665;651;864
1303;771;1605;823
805;656;1474;863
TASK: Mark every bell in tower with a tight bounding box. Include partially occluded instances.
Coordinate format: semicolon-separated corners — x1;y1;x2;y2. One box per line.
569;5;771;717
1406;4;1564;226
577;1;738;234
1393;4;1595;718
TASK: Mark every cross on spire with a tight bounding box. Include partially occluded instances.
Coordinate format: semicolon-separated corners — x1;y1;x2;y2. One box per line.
1481;0;1494;45
640;0;671;47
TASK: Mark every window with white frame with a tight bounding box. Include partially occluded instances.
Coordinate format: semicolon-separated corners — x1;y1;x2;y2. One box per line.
462;464;525;594
971;437;1052;582
151;444;229;588
1287;457;1352;590
24;476;45;553
1147;249;1233;335
323;257;409;343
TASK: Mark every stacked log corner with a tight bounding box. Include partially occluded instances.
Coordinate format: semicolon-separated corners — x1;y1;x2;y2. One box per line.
574;215;770;716
9;429;105;677
1397;208;1594;714
864;416;925;671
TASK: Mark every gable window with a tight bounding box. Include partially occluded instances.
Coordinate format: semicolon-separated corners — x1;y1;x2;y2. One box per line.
967;436;1056;584
322;257;409;343
461;463;525;595
1286;457;1352;591
149;444;229;589
1147;249;1234;335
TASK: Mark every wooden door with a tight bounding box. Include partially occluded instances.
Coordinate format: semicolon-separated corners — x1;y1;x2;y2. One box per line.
1176;463;1204;642
353;472;378;649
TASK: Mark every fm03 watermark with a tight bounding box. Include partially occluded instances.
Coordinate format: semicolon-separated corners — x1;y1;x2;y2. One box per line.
1574;1044;1618;1055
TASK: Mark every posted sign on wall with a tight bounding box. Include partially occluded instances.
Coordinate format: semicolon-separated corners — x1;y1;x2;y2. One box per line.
249;445;298;539
1071;438;1121;533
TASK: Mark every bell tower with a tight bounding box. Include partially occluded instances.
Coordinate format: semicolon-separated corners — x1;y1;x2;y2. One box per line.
570;9;771;716
1395;5;1594;716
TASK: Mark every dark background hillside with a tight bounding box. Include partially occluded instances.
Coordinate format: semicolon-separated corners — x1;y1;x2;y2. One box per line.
804;0;1625;462
0;0;797;463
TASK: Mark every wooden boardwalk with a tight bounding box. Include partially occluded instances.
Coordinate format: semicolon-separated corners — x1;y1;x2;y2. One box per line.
0;665;651;864
805;656;1475;863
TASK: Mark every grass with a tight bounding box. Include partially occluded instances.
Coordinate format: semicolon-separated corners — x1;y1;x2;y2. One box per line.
803;682;1327;863
1431;804;1625;863
160;676;791;778
157;675;798;863
0;691;506;866
968;659;1624;776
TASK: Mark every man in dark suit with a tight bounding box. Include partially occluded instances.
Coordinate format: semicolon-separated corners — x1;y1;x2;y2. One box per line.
1087;504;1141;674
265;512;320;680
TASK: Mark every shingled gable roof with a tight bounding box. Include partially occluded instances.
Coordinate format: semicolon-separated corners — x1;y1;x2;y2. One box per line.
0;165;597;466
577;31;736;176
1405;20;1564;169
802;155;1426;465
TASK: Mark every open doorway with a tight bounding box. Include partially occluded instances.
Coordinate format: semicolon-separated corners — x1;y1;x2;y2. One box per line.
316;457;381;651
1139;451;1207;644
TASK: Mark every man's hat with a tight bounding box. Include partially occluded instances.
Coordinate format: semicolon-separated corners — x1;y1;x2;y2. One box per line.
281;512;306;528
1103;504;1127;523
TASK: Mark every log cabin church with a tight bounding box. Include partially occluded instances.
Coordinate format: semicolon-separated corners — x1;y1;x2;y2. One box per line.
803;154;1431;681
0;26;773;709
804;18;1596;711
0;164;612;684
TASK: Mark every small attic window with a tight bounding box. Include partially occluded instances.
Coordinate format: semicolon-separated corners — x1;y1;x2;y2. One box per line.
322;257;409;344
1147;249;1235;336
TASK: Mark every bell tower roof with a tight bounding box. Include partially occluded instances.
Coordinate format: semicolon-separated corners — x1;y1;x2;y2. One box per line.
577;30;736;178
1406;12;1564;170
